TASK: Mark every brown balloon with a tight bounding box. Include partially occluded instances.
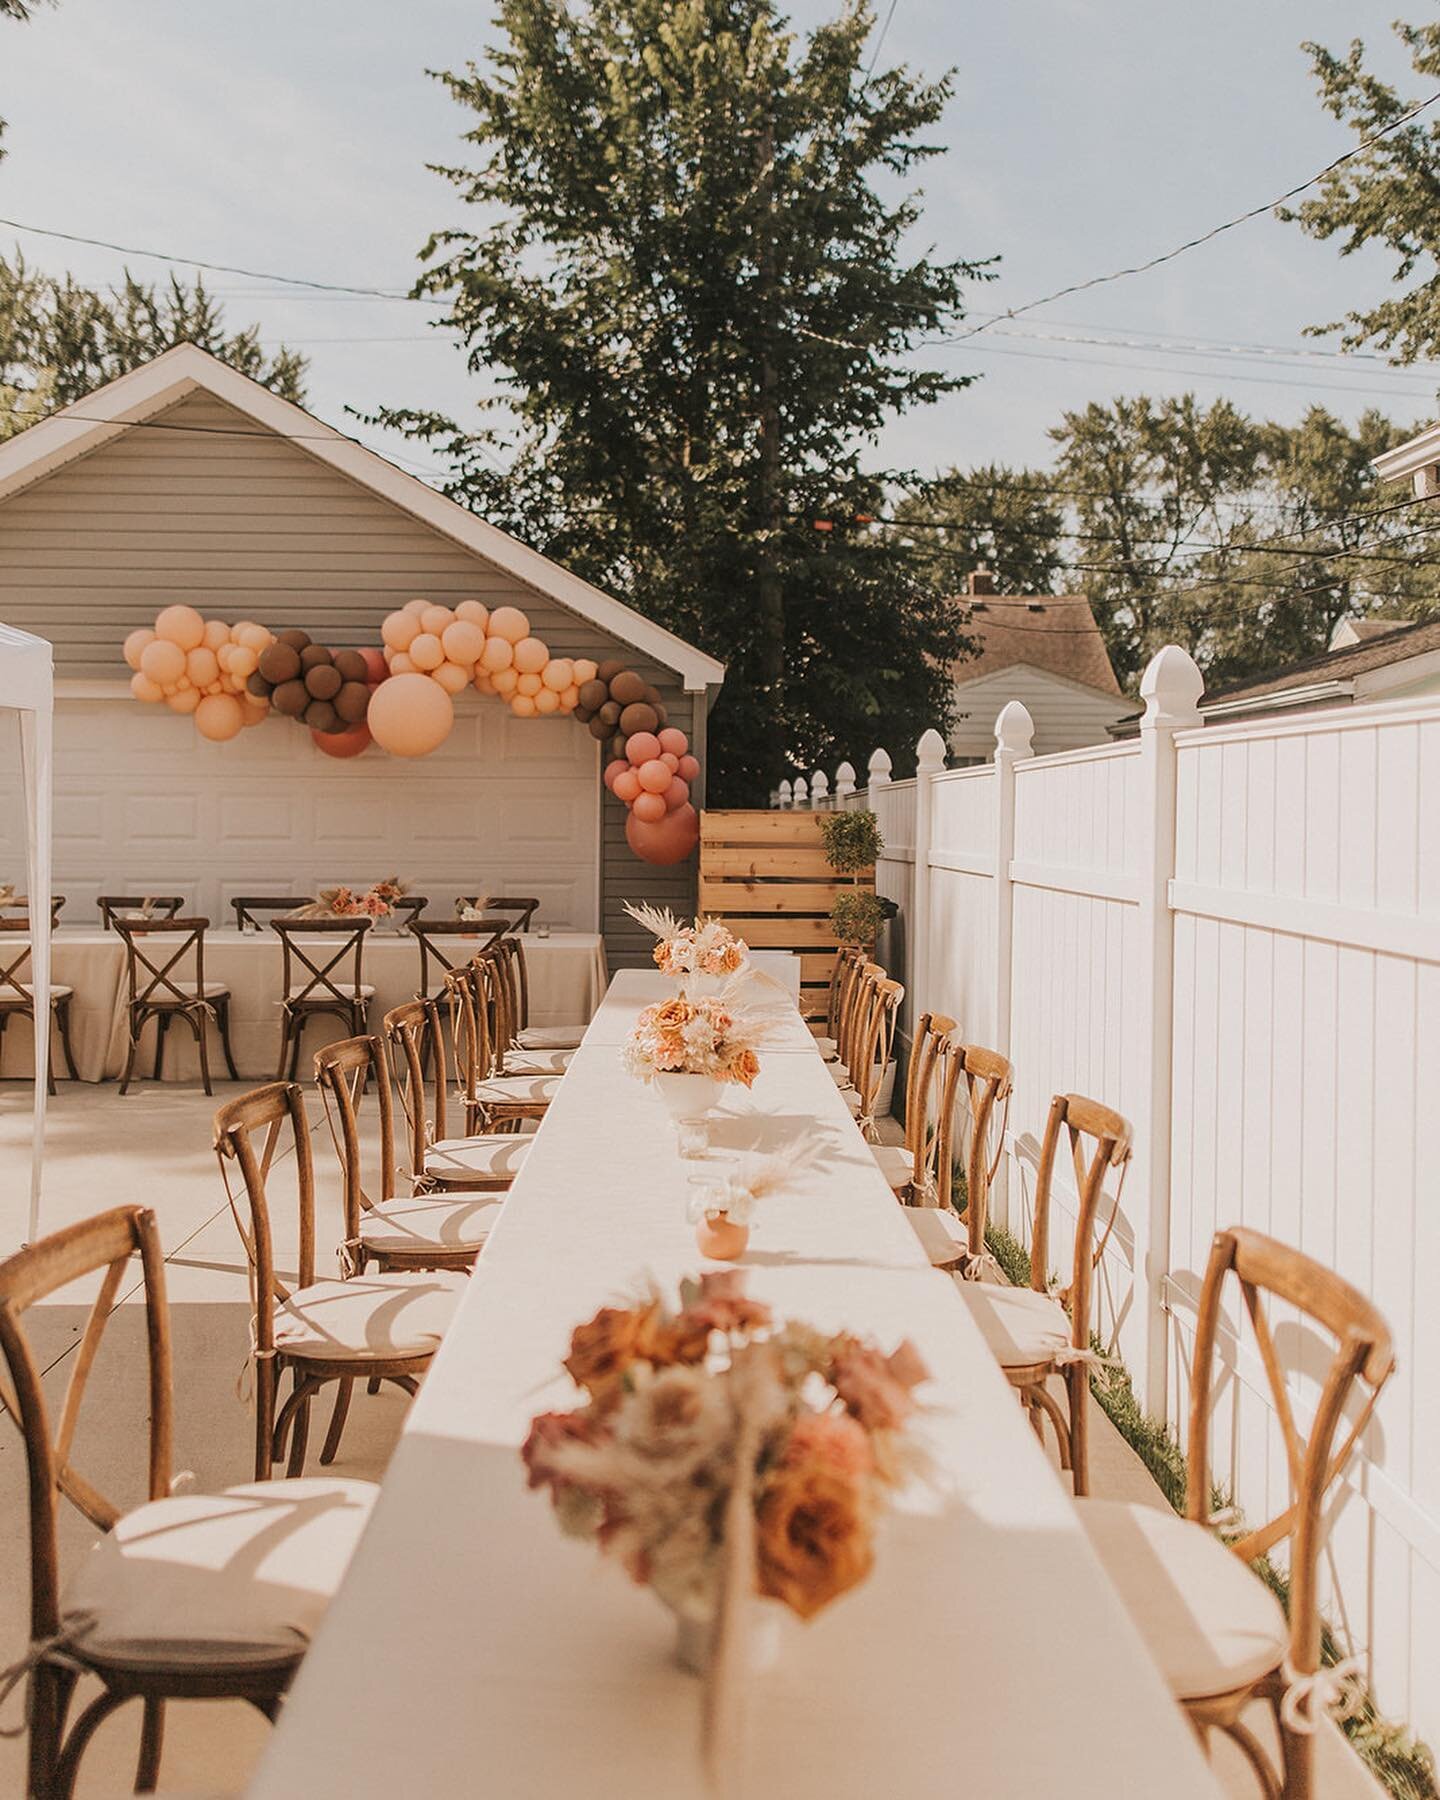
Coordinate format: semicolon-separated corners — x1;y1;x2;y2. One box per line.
619;702;658;735
587;716;612;741
642;683;663;707
299;644;333;673
595;659;626;685
598;700;622;727
247;671;273;699
304;699;338;733
608;670;646;705
333;649;368;683
277;629;311;652
257;642;301;685
272;679;309;717
574;706;595;725
653;704;668;728
577;678;608;712
334;680;370;723
304;662;343;700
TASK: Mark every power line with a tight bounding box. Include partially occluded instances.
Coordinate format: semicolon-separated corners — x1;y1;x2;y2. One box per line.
864;0;901;78
945;88;1440;343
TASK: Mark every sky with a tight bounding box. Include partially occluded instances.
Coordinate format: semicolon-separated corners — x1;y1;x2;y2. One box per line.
3;0;1438;486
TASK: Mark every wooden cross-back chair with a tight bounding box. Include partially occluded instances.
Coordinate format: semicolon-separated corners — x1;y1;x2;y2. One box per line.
951;1091;1132;1495
231;895;315;931
501;932;587;1052
97;895;184;931
443;962;560;1132
408;917;508;1001
455;895;538;935
484;939;574;1075
270;917;373;1079
113;916;238;1096
0;1203;378;1800
816;946;863;1063
389;894;428;928
383;1000;530;1196
0;917;78;1090
313;1034;497;1274
834;965;903;1141
213;1082;464;1482
1079;1227;1395;1797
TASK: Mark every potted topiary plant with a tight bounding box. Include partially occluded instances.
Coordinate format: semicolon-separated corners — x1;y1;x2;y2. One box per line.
818;810;892;946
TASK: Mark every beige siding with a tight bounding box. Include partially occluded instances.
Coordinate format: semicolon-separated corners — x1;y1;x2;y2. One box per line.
0;391;704;961
949;664;1132;761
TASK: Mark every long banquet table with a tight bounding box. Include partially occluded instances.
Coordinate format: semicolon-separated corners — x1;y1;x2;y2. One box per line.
0;926;607;1082
251;968;1219;1799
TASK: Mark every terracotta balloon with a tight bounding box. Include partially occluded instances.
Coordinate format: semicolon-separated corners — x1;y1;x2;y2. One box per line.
625;731;662;767
660;752;680;773
488;606;530;644
140;638;186;686
123;628;156;671
626;802;699;866
658;727;689;757
358;647;389;684
603;758;627;789
678;754;701;782
613;768;642;805
664;776;690;811
367;672;455;756
155;604;205;651
632;791;667;823
637;758;672;795
195;694;244;741
312;722;372;759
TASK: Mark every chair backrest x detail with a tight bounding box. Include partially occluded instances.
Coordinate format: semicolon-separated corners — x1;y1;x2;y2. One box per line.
272;917;371;1005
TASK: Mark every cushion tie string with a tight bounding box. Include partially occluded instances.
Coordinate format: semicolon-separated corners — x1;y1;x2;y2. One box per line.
1280;1656;1366;1735
0;1620;96;1738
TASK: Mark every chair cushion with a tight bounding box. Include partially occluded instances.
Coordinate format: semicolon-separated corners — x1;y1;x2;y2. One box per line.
953;1281;1070;1368
284;984;375;1001
826;1062;853;1090
2;982;75;999
518;1025;586;1050
813;1035;840;1062
870;1144;913;1191
61;1477;377;1674
359;1194;503;1255
905;1207;967;1268
424;1135;531;1187
1076;1499;1289;1701
502;1047;574;1076
469;1073;561;1107
273;1271;465;1361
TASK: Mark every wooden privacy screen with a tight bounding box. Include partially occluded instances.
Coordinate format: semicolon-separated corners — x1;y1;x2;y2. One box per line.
698;811;875;1031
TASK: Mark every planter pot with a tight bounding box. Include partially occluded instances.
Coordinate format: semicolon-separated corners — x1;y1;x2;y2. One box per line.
652;1071;726;1121
670;1601;781;1677
695;1214;750;1261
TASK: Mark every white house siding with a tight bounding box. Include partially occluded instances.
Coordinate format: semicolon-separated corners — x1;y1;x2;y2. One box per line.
949;663;1131;761
0;391;701;960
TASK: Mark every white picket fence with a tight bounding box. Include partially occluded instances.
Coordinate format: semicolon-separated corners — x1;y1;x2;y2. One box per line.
779;647;1440;1748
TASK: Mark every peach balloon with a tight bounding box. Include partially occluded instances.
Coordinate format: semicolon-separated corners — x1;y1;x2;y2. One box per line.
389;653;416;676
488;606;530;644
195;693;244;741
512;637;549;675
541;657;572;692
442;620;486;666
637;758;672;795
515;671;542;697
420;604;454;637
572;659;598;685
625;731;661;767
660;751;680;772
140;638;186;685
186;646;220;687
175;676;192;693
432;660;470;694
658;727;689;756
560;685;580;709
155;604;205;650
678;754;700;782
492;667;519;697
664;776;690;811
534;687;560;714
481;635;514;672
408;632;444;672
312;722;372;758
240;623;273;652
229;645;259;679
631;791;667;823
473;669;495;694
205;682;224;697
510;693;537;718
613;768;642;805
382;610;420;652
130;670;164;703
123;628;156;671
456;599;490;629
367;672;455;756
241;694;270;727
166;688;201;715
403;597;431;616
202;618;231;651
626;801;699;866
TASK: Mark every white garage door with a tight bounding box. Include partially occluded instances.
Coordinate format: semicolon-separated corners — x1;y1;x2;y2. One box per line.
0;692;601;928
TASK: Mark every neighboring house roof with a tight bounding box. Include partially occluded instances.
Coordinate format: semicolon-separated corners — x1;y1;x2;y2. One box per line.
1202;617;1440;710
1330;616;1406;649
950;579;1121;697
0;343;726;692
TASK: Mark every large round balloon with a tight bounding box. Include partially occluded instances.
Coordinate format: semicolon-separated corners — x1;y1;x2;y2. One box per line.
626;802;699;865
366;672;455;757
312;721;373;759
194;693;245;742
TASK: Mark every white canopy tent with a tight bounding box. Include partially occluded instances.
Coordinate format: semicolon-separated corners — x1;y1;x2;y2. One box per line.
0;622;53;1244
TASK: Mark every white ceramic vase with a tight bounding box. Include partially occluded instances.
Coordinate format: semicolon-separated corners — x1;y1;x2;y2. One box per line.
652;1070;726;1121
670;1601;781;1677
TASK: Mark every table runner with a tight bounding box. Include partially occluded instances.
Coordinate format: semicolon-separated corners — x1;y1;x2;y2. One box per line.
0;928;607;1081
251;969;1218;1798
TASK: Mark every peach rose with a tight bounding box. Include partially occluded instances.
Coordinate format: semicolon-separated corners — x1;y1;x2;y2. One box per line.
756;1465;874;1620
782;1411;874;1479
521;1409;601;1492
681;1268;772;1336
563;1302;662;1392
728;1048;760;1088
830;1337;929;1432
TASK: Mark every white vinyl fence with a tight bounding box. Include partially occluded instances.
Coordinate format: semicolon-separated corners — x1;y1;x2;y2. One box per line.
780;648;1440;1748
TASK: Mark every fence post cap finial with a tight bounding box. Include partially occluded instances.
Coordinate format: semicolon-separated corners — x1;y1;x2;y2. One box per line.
1140;644;1204;727
810;769;829;796
792;773;809;803
994;700;1035;758
867;747;892;785
836;760;856;784
916;727;947;774
778;778;792;805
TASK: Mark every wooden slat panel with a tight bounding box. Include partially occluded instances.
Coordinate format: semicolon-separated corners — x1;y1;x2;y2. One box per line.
700;811;824;844
699;879;842;913
718;916;839;947
703;845;857;879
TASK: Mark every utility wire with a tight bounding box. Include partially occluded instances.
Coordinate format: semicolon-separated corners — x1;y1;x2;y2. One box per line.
863;0;901;78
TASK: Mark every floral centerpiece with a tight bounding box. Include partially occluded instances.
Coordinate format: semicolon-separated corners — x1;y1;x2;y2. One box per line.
622;992;761;1135
624;901;748;994
292;875;409;921
523;1271;929;1692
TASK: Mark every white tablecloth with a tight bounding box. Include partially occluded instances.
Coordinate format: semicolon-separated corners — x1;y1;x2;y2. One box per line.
0;927;607;1082
251;970;1218;1799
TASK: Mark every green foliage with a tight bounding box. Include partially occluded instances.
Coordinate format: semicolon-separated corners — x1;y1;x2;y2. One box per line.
1281;20;1440;364
892;464;1067;598
817;808;882;875
830;887;885;944
369;0;987;801
0;255;306;412
1;0;53;159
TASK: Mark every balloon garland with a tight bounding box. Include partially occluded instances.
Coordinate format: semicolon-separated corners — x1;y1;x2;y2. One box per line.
118;599;702;864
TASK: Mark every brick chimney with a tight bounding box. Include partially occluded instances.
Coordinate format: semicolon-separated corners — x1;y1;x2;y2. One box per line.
968;566;996;596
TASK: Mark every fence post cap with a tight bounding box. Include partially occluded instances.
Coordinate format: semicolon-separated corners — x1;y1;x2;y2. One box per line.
836;760;856;784
916;727;947;773
810;769;830;796
994;701;1035;758
867;747;892;784
1140;645;1204;727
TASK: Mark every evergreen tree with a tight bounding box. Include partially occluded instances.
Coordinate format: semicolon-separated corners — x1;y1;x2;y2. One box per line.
373;0;987;799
